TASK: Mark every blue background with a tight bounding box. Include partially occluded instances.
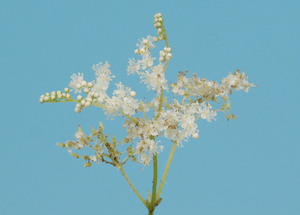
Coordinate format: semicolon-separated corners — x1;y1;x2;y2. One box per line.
1;1;299;214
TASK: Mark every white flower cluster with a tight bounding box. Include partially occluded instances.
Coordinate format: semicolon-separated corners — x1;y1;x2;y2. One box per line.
127;36;170;94
171;69;255;102
40;13;256;167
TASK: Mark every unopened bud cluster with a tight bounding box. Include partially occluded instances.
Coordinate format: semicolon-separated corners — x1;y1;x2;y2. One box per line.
152;13;165;42
39;89;72;103
159;47;172;62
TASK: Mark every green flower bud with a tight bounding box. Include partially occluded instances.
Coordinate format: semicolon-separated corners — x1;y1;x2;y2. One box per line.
222;96;229;102
84;162;92;167
72;153;79;158
226;114;232;120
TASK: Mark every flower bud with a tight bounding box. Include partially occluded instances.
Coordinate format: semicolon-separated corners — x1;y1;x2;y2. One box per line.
142;39;149;45
221;103;226;110
76;83;81;89
64;88;69;93
166;53;173;60
226;114;232;120
75;107;81;113
130;91;136;97
166;47;172;52
222;96;229;102
112;135;117;144
231;114;238;119
159;50;166;57
77;95;83;101
155;13;162;18
84;162;92;167
81;81;87;87
72;153;79;158
159;57;165;62
153;36;159;43
56;143;65;148
87;82;93;88
192;133;199;139
85;101;91;107
83;88;89;94
139;48;146;54
226;102;231;110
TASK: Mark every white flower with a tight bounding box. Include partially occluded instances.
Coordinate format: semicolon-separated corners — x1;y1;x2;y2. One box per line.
74;130;85;139
127;58;141;75
135;138;163;166
90;154;102;165
104;96;122;117
91;62;115;95
140;53;155;70
140;64;168;93
136;35;156;51
69;73;84;94
200;104;217;122
121;96;139;115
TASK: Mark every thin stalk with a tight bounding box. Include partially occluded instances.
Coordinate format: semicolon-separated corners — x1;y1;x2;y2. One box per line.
156;141;177;200
119;108;138;124
149;136;158;214
119;166;148;207
155;88;164;120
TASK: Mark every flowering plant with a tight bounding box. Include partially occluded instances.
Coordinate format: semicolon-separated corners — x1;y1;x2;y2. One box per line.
40;13;256;214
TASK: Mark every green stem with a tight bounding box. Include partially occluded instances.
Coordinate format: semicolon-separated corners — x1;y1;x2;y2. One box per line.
91;102;106;109
119;166;148;207
149;136;158;214
46;98;77;103
156;141;177;200
119;108;138;124
155;88;164;120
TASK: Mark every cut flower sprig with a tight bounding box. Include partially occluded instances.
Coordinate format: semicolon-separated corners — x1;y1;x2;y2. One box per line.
40;12;256;215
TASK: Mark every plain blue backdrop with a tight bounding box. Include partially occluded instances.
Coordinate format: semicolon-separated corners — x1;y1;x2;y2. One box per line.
1;1;299;214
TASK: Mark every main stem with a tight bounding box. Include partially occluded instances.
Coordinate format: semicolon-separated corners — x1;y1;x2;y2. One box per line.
149;136;158;214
